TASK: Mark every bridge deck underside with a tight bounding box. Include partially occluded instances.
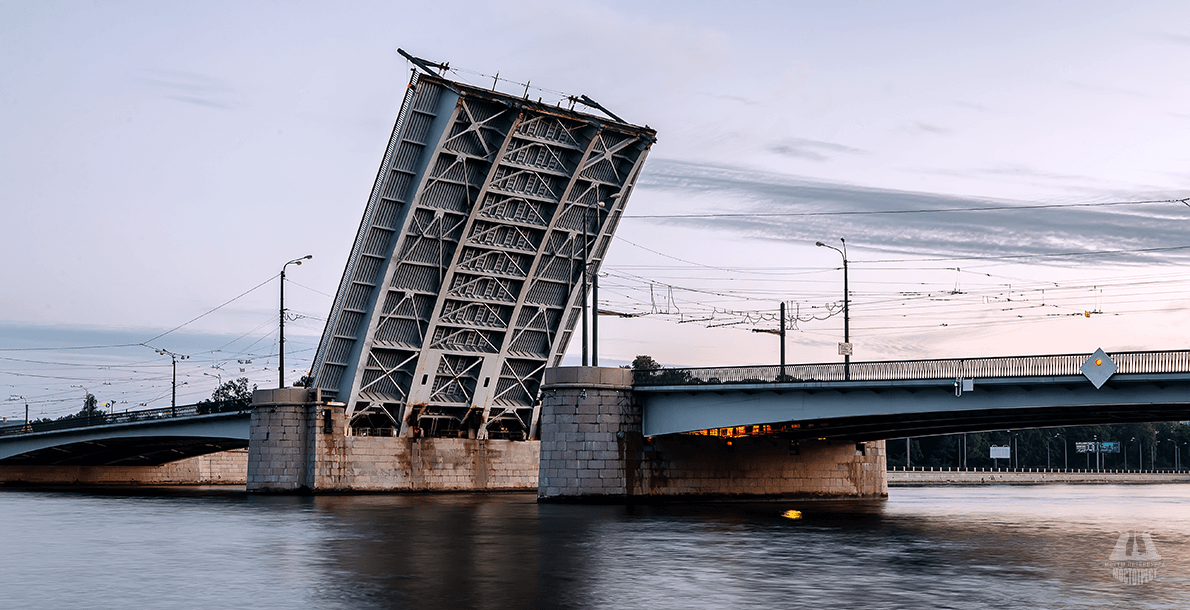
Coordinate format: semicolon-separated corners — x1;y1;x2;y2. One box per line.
0;436;248;466
0;412;251;466
639;375;1190;440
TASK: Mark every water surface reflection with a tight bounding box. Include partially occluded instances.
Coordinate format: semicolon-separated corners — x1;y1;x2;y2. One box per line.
1;485;1186;609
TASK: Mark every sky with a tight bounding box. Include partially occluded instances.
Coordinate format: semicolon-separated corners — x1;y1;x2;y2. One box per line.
4;0;1190;419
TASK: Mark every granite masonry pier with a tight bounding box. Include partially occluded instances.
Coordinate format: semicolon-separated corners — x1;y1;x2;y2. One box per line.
246;388;538;493
537;366;888;502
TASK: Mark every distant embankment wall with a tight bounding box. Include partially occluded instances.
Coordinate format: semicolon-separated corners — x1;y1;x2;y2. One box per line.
0;449;248;486
888;468;1190;485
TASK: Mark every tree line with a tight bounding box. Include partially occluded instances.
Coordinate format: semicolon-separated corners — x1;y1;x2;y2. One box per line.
889;422;1190;471
42;378;257;423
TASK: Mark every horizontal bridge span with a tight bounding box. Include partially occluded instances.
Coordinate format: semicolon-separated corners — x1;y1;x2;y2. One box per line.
0;402;251;466
637;372;1190;439
633;349;1190;386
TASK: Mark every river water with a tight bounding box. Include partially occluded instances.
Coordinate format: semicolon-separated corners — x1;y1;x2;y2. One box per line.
1;484;1186;609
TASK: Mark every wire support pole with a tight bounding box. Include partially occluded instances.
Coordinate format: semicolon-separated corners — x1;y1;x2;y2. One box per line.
581;205;589;367
583;194;618;367
280;255;312;388
779;301;786;380
816;238;850;380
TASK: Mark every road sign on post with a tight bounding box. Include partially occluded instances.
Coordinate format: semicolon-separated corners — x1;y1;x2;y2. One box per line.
990;446;1010;459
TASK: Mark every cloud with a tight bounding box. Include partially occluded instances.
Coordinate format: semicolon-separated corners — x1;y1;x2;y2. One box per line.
910;121;953;135
133;69;244;110
634;159;1190;264
769;137;864;161
694;91;764;106
1156;32;1190;46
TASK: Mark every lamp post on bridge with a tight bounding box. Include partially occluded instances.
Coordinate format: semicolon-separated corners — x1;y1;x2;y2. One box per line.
582;194;618;367
280;255;313;389
6;395;28;432
815;239;850;380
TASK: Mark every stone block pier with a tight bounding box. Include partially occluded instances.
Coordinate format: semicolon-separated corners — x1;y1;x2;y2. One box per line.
246;388;538;493
536;367;888;502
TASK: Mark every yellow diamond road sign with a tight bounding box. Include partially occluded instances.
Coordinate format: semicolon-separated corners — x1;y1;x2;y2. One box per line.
1081;348;1117;389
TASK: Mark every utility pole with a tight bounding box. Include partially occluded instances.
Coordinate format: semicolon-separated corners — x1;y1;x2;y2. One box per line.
815;239;850;380
779;302;786;380
153;348;188;410
280;255;312;388
582;195;617;367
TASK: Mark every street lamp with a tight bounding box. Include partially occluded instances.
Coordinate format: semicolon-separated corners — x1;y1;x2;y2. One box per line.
815;238;850;380
1054;433;1067;471
1011;430;1019;470
280;255;313;388
582;195;618;367
6;395;28;432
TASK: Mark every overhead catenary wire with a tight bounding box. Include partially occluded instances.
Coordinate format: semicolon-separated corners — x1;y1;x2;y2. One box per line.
623;197;1190;219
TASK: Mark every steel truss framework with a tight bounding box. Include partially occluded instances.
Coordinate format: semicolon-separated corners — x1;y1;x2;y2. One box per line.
311;71;655;440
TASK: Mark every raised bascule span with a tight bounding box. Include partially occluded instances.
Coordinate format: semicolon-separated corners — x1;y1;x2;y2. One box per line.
309;54;656;441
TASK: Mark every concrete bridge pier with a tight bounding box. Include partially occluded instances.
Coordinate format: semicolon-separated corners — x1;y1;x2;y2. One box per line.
246;387;540;493
247;387;346;492
537;367;888;502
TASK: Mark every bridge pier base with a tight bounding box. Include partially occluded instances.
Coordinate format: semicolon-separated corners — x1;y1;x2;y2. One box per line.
247;388;347;493
538;367;887;502
246;388;539;492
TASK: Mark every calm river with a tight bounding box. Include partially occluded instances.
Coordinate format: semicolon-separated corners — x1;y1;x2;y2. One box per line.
1;484;1186;609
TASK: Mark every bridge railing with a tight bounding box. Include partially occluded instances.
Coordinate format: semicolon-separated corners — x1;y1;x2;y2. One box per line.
0;398;252;437
632;350;1190;387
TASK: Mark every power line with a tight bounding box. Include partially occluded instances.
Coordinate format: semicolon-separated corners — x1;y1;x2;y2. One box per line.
141;273;279;345
623;197;1190;219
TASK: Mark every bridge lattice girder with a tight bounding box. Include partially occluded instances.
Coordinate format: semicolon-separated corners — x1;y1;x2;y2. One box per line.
311;72;655;439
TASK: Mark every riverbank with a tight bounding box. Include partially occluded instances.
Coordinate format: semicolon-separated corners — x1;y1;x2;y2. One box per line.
888;467;1190;485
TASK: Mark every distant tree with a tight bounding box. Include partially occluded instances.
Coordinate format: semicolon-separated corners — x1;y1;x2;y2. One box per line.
58;393;105;422
210;377;256;402
630;355;661;371
293;374;313;388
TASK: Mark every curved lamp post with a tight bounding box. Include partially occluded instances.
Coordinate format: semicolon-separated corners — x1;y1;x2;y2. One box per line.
280;255;312;388
7;395;28;432
815;238;850;380
1054;433;1067;470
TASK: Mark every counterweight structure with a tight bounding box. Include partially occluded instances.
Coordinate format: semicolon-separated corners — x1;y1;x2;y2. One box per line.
310;69;655;440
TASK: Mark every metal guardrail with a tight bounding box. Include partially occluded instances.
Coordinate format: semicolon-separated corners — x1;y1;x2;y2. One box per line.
0;398;251;438
632;350;1190;387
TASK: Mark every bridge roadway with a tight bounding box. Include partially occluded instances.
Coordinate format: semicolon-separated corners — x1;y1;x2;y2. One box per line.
4;350;1190;466
634;350;1190;440
0;400;250;466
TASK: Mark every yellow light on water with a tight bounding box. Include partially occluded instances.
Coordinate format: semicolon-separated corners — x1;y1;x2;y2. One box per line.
781;510;802;520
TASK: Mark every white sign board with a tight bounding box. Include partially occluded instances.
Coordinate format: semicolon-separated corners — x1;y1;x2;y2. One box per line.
838;342;853;356
989;446;1011;459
